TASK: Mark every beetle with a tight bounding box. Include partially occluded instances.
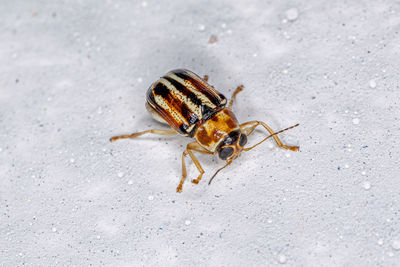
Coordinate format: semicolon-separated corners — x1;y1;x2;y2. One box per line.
110;69;299;192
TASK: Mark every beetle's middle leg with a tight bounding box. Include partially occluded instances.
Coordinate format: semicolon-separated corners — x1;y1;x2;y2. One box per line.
178;142;212;192
110;129;176;142
240;121;299;151
228;85;244;109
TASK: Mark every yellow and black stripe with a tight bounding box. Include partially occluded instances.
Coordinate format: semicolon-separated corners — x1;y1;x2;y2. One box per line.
146;69;227;137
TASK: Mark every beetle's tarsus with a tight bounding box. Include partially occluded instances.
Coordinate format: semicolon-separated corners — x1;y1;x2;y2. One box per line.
283;145;299;152
176;185;183;193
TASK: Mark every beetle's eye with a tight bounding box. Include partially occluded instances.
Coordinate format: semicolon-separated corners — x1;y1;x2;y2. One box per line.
239;134;247;147
218;146;234;160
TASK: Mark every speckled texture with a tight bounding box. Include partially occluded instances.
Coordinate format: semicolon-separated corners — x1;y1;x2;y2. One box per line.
1;0;400;266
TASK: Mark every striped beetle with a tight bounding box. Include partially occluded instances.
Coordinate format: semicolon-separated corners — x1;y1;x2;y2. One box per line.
110;69;299;192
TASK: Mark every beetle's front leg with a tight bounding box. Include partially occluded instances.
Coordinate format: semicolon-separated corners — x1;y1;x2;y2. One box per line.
110;129;176;142
177;142;212;192
240;121;299;151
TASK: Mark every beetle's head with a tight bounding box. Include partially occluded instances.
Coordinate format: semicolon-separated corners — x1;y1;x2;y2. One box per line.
217;130;247;161
209;123;299;185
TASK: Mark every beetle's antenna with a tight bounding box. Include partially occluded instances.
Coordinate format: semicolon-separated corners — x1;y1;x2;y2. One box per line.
208;159;232;185
243;123;299;152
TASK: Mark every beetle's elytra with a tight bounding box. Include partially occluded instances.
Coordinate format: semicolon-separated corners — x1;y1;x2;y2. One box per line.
110;69;299;192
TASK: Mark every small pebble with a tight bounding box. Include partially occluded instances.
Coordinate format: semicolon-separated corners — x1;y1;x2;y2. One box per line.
363;181;371;190
352;118;360;125
377;238;383;245
52;227;57;232
148;195;154;201
117;172;124;178
70;158;75;163
361;171;366;176
285;8;298;21
209;35;218;44
185;220;191;225
369;79;377;88
392;240;400;250
278;254;287;264
198;24;205;31
128;180;133;185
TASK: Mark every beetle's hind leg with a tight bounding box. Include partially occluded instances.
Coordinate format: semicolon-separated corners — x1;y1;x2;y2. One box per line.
110;129;176;142
228;85;244;109
240;121;299;151
178;142;212;192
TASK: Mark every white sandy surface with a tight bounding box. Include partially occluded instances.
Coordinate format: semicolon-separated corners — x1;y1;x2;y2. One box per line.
1;0;399;266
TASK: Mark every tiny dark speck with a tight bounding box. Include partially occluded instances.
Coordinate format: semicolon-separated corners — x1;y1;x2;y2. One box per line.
15;79;19;83
311;96;316;99
362;145;368;148
337;166;341;170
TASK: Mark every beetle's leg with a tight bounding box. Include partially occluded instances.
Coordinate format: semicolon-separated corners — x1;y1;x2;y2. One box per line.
177;142;212;192
203;75;209;82
188;143;212;184
228;85;244;109
240;121;299;151
110;129;176;142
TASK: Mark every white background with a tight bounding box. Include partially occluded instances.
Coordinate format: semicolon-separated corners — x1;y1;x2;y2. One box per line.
1;0;399;266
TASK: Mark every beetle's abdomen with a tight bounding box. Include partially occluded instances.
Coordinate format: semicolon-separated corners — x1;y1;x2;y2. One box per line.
146;69;227;137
